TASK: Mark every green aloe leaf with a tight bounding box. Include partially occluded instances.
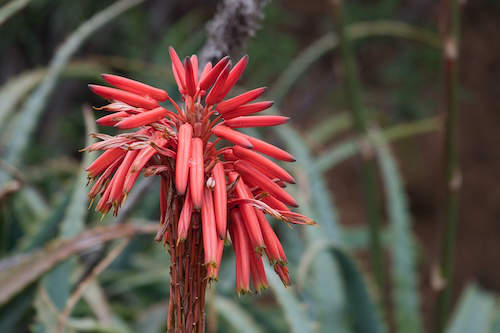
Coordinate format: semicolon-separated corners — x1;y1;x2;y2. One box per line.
270;21;439;105
0;0;145;187
368;128;422;333
317;117;440;172
0;0;30;26
446;284;496;333
214;296;264;333
297;241;386;333
0;222;157;306
265;264;315;333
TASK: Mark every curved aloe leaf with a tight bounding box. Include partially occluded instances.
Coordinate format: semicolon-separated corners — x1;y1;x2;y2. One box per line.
297;241;386;333
265;264;315;333
446;284;496;333
0;0;145;186
0;222;157;306
271;21;439;105
0;0;30;26
368;128;422;333
316;117;440;172
214;296;264;333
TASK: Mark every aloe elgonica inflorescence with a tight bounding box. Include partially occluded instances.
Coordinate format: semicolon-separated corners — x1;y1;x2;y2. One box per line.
84;47;314;331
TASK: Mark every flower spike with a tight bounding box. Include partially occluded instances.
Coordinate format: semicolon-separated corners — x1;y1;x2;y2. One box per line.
84;47;313;301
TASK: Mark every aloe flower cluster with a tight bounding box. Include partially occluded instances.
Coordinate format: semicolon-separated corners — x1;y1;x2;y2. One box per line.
84;47;313;305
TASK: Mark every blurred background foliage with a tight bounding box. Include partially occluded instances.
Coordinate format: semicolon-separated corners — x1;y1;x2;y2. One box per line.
0;0;499;332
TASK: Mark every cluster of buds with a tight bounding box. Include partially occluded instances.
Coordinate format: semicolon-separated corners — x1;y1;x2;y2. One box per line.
84;47;314;294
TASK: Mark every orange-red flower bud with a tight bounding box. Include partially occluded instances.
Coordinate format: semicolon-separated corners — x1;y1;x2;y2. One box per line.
102;74;168;101
212;125;253;149
224;115;289;128
175;123;193;195
212;162;227;239
178;194;193;241
201;187;217;266
234;160;298;207
115;107;170;129
216;87;266;113
89;85;158;109
199;56;230;91
189;138;204;209
232;146;295;184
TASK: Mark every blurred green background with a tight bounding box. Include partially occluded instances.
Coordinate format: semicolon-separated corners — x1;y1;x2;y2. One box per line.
0;0;499;332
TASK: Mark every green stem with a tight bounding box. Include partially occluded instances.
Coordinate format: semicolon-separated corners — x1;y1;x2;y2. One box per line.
331;0;384;295
436;0;462;332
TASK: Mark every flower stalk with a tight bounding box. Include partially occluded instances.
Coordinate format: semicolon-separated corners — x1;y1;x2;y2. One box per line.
436;0;462;331
331;0;385;295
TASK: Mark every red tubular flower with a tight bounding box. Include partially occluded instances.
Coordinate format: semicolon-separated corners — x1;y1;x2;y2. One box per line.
84;47;314;299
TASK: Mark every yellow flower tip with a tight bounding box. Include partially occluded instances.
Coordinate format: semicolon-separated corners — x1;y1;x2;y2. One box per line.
307;219;318;226
254;244;266;254
206;260;217;269
207;275;218;285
